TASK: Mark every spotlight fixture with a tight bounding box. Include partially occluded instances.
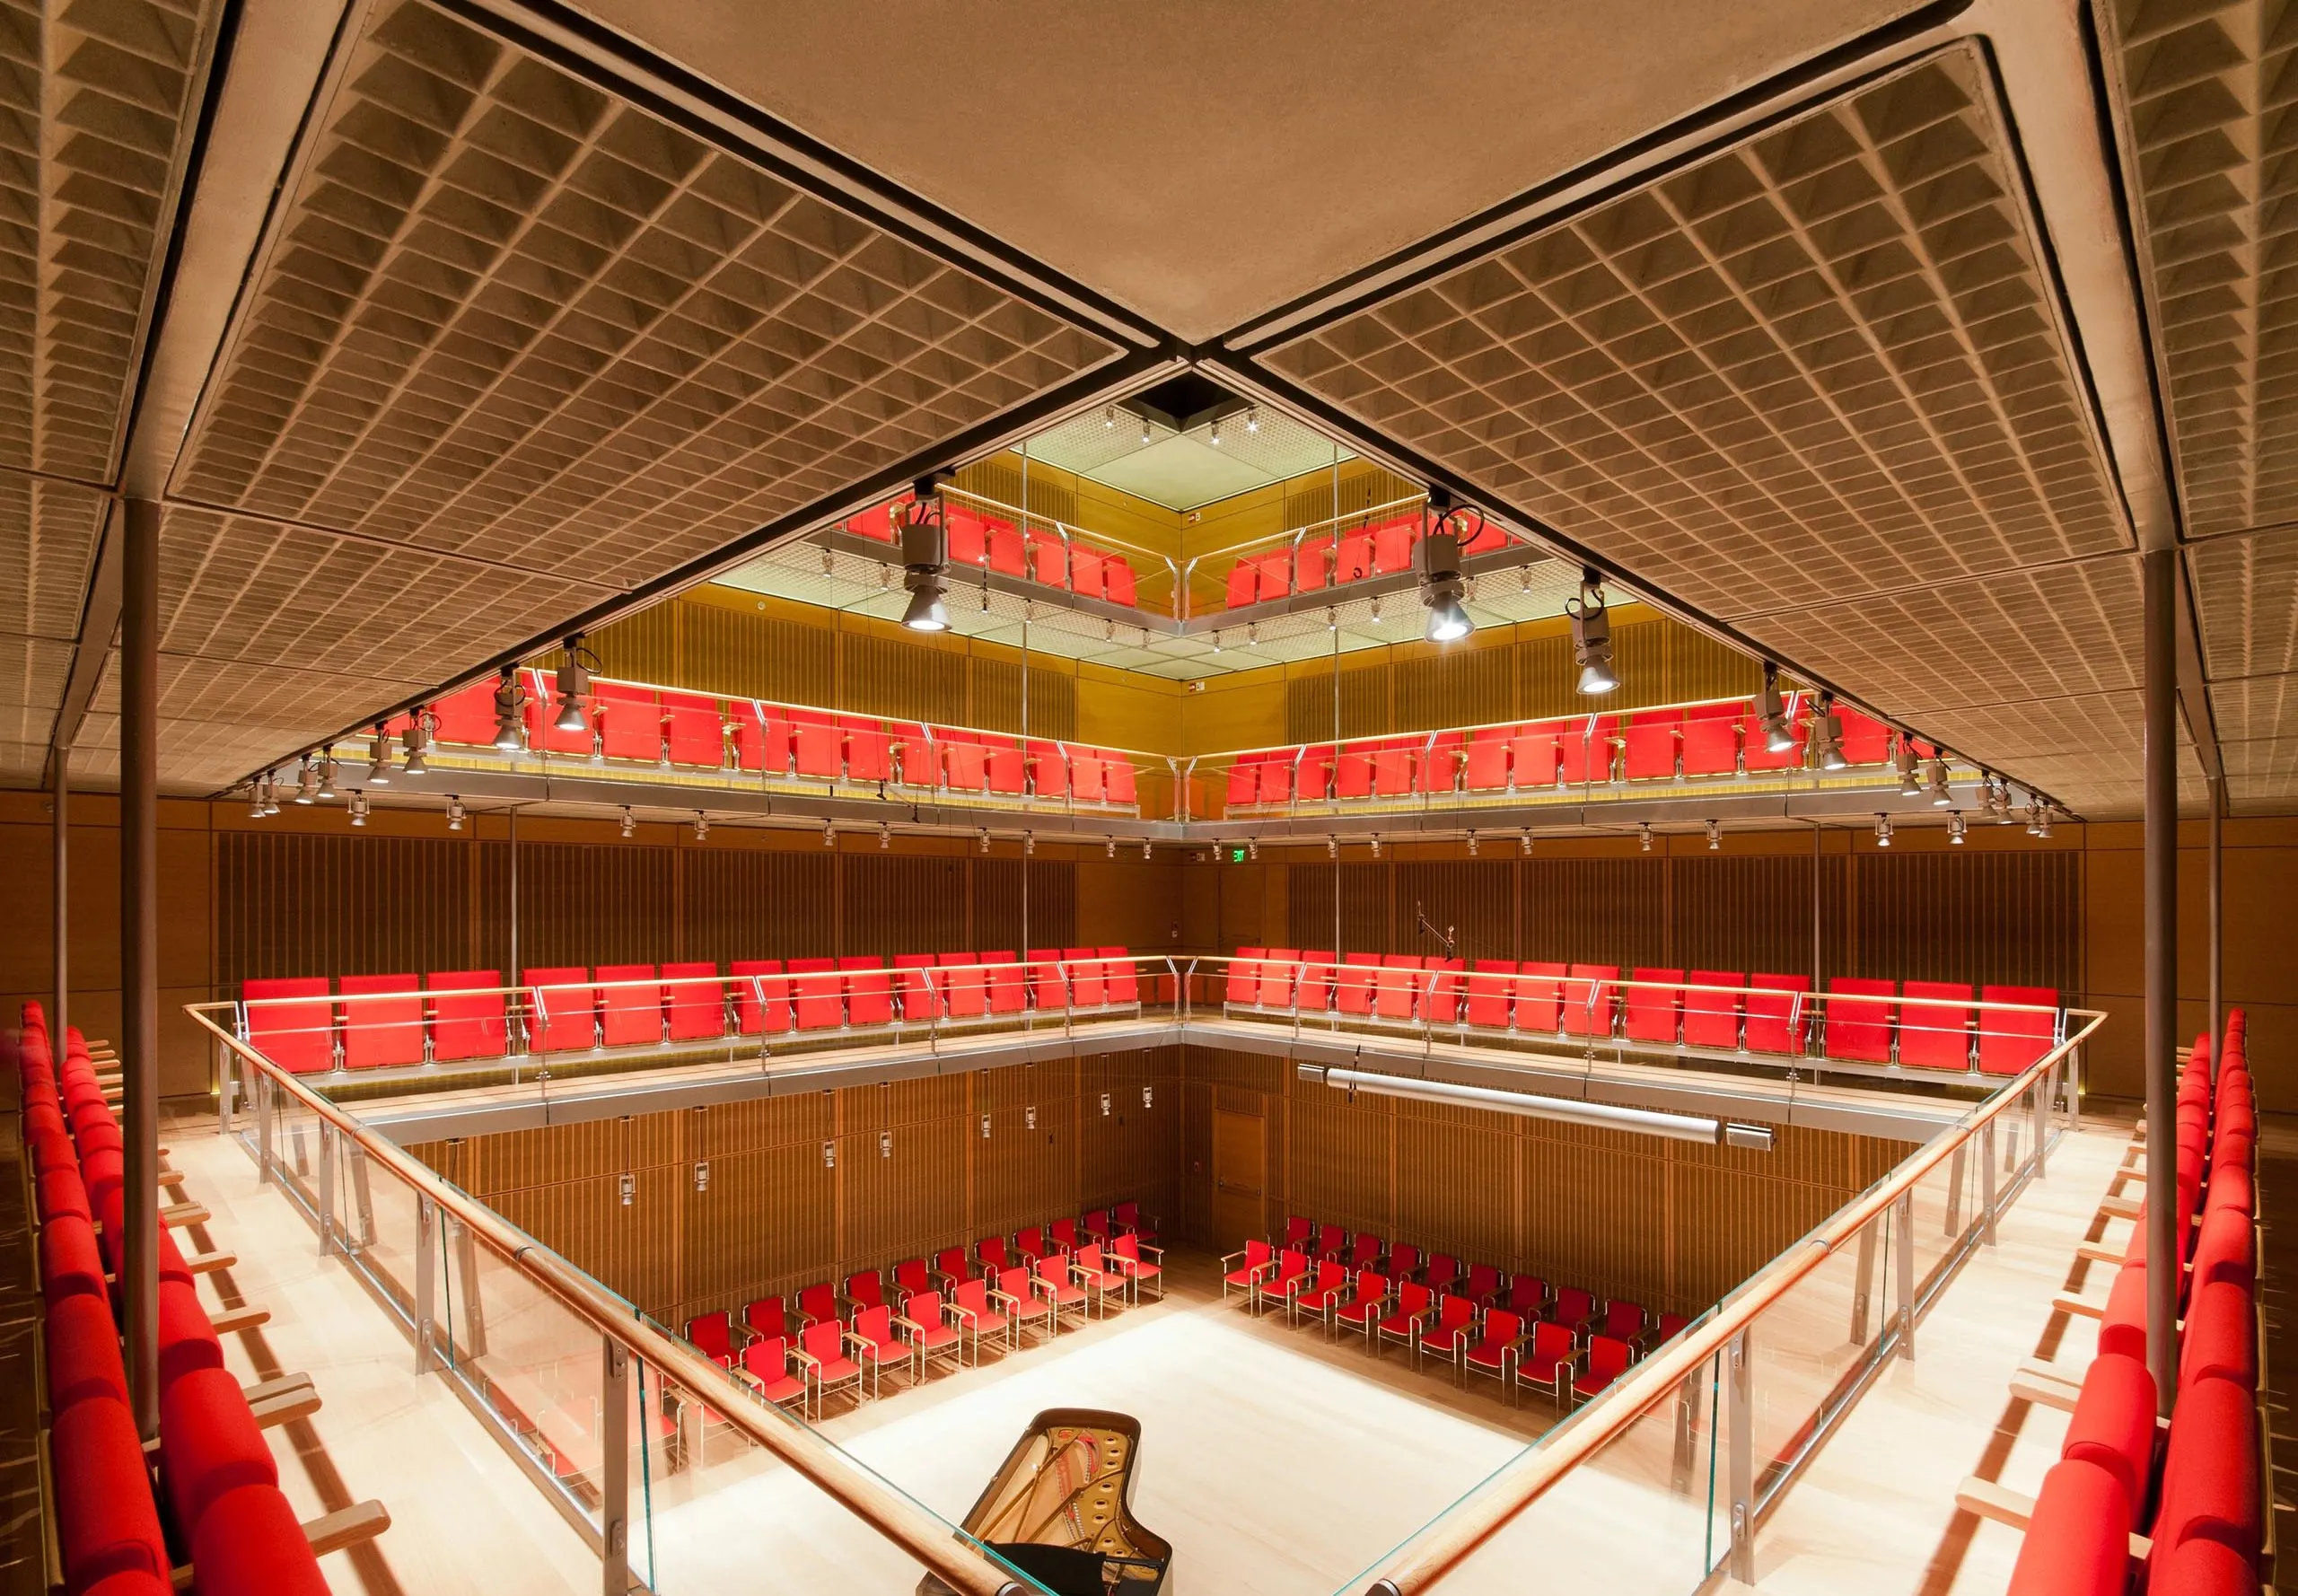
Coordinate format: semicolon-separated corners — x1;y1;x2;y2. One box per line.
1638;822;1653;853
1896;734;1922;796
246;783;264;819
261;774;280;816
1948;811;1967;845
293;757;319;803
1105;837;1117;859
1519;830;1532;856
1245;837;1259;862
1759;664;1795;754
1104;406;1116;429
1327;835;1338;859
1325;606;1338;632
1247;621;1259;647
1566;570;1618;694
2024;797;2042;835
618;1172;635;1206
1245;407;1259;434
316;756;338;802
898;488;951;632
822;819;837;848
447;796;466;832
1209;417;1222;447
1143;1084;1153;1109
619;807;635;839
401;712;432;776
553;637;593;733
1369;592;1381;622
879;1128;893;1159
491;669;525;751
695;1160;710;1193
980;1113;992;1139
1706;820;1721;851
1417;504;1475;643
978;829;991;854
1925;756;1952;807
1022;831;1036;857
822;1141;836;1170
1810;694;1846;771
365;730;391;785
1141;840;1152;861
1105;617;1117;641
1140;415;1153;445
1212;630;1223;654
1874;813;1893;847
693;811;709;841
879;822;891;850
2035;805;2055;840
348;791;369;827
1465;830;1478;857
1369;833;1382;858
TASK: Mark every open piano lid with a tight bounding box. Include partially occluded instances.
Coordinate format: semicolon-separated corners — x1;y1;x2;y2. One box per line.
918;1407;1171;1596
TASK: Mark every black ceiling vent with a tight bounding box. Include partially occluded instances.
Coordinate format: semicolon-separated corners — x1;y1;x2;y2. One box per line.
1122;373;1250;434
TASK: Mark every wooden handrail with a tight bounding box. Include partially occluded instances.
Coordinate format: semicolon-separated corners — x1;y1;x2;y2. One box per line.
1357;1007;2105;1596
181;1006;1031;1596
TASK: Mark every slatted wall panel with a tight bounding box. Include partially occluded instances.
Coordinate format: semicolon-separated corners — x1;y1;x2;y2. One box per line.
1516;616;1759;721
838;1077;969;1267
842;854;969;957
1284;864;1389;955
216;832;474;988
1078;1050;1183;1219
1394;1100;1515;1263
970;656;1078;740
1285;662;1388;742
839;630;969;725
678;850;835;965
1285;1089;1391;1240
1520;859;1671;969
960;458;1078;529
1669;855;1847;980
1279;463;1419;533
1390;861;1515;962
972;859;1075;951
973;1059;1080;1243
1392;644;1514;732
1855;850;2080;994
675;602;836;705
476;841;676;973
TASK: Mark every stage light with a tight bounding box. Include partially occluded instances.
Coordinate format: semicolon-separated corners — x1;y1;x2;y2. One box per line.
880;822;891;850
1369;833;1381;857
366;731;391;785
1948;811;1967;844
1327;835;1338;859
1212;630;1223;655
260;773;279;815
447;796;465;831
1141;416;1153;445
823;820;837;848
1104;407;1116;429
1638;822;1653;853
1874;813;1892;847
348;791;369;827
1926;757;1952;807
1245;408;1259;434
316;756;338;802
1247;621;1259;647
492;670;525;751
620;807;635;839
1245;837;1259;862
293;757;318;803
693;812;709;840
879;1128;892;1158
401;714;431;776
554;640;591;733
1023;831;1035;856
1417;513;1473;643
2036;805;2054;839
1896;734;1921;796
1142;839;1152;861
1519;830;1532;855
1706;820;1721;850
1465;830;1478;857
1810;695;1846;771
978;829;991;854
899;492;950;632
1567;572;1617;694
1105;837;1117;858
1759;665;1794;754
247;783;264;819
1210;417;1222;447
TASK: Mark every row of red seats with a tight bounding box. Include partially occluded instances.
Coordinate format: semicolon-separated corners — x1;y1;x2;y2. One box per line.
1224;1216;1688;1409
2007;1011;2263;1594
846;497;1143;606
1222;698;1912;810
20;1004;342;1596
398;677;1144;807
1219;512;1511;609
241;948;1142;1073
681;1205;1161;1421
1225;951;2058;1074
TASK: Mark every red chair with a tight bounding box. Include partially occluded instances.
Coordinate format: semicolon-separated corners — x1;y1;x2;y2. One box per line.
1623;968;1684;1045
840;958;893;1027
1516;962;1567;1033
991;1266;1056;1346
1048;1216;1081;1253
731;703;790;776
662;689;724;768
1823;978;1896;1063
1682;970;1744;1050
1551;1285;1596;1329
1276;1215;1314;1251
794;1283;838;1329
937;953;988;1020
1222;1239;1275;1303
2004;1459;2130;1596
1025;949;1072;1011
1464;1262;1504;1305
242;978;334;1074
1066;948;1108;1008
845;1269;884;1315
1424;1253;1460;1294
1373;745;1417;797
428;970;507;1062
1571;1335;1635;1407
1592;1300;1645;1343
741;1297;786;1345
788;959;843;1030
1622;709;1680;781
1680;702;1742;776
792;717;845;781
1250;1249;1311;1317
1015;1224;1056;1263
57;1397;172;1589
844;719;895;784
1374;1283;1434;1358
687;1311;733;1358
892;954;943;1023
1504;1275;1547;1319
1978;986;2059;1074
1561;964;1618;1039
942;740;987;794
1463;731;1512;792
976;1235;1013;1277
1101;949;1141;1008
1110;1232;1163;1302
1419;1294;1480;1374
985;954;1028;1017
1425;960;1466;1024
1336;957;1380;1017
895;1292;966;1377
1311;1222;1350;1262
596;683;665;763
1899;979;1973;1069
1744;973;1811;1056
1227;948;1266;1007
1259;950;1302;1011
846;1303;908;1395
662;961;725;1042
1033;1252;1091;1330
339;974;424;1068
2059;1350;2157;1517
793;1319;862;1418
160;1366;278;1534
738;1337;808;1414
2181;1279;2257;1391
1374;955;1424;1022
949;1276;1011;1362
1070;1243;1127;1317
1389;1241;1423;1281
1465;961;1518;1030
928;1247;971;1291
730;960;792;1036
596;964;663;1048
1511;723;1563;791
1113;1198;1156;1243
1332;1270;1390;1343
1464;1310;1527;1399
46;1294;128;1414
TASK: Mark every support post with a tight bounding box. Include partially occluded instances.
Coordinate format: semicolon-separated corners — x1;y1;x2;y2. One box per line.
1727;1329;1754;1585
1851;1222;1876;1342
2030;1076;2047;1179
2208;775;2223;1075
1893;1194;1916;1359
2142;546;2180;1416
601;1337;630;1596
415;1195;437;1373
50;744;66;1040
120;497;161;1440
256;1068;273;1184
317;1122;336;1256
1945;1144;1965;1234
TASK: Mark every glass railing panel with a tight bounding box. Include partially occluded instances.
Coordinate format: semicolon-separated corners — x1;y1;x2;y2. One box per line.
1744;1206;1892;1508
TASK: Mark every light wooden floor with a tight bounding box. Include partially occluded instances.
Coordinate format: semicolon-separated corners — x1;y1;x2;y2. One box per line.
163;1112;2140;1596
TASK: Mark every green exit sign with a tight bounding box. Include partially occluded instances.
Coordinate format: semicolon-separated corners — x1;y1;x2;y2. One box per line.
1231;846;1248;864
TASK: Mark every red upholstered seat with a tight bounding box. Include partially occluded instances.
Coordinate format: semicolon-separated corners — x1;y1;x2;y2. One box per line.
2150;1536;2257;1595
1222;1239;1274;1302
741;1338;808;1409
662;689;725;768
1110;1232;1163;1302
1228;947;1267;1006
1465;960;1518;1030
662;961;725;1041
730;960;791;1035
1374;955;1425;1021
792;717;845;780
731;703;790;775
1622;709;1680;780
846;1303;908;1389
1504;1275;1547;1318
427;970;507;1061
1418;1294;1479;1366
2151;1373;2261;1568
161;1365;279;1533
841;958;893;1027
1680;702;1742;776
1374;1282;1434;1353
986;746;1028;795
993;1266;1056;1344
2191;1205;2256;1294
1745;973;1811;1056
1463;732;1511;792
950;1277;1011;1355
596;963;663;1048
242;978;334;1074
1978;986;2060;1074
158;1279;225;1392
1510;723;1563;790
1682;970;1744;1049
1517;1320;1576;1398
2006;1459;2132;1596
1561;964;1618;1039
41;1214;106;1308
1258;949;1300;1011
596;682;664;762
1333;1270;1390;1339
845;721;895;784
2096;1259;2151;1363
525;967;597;1053
1823;978;1895;1062
339;973;424;1068
891;954;943;1022
687;1311;733;1358
741;1297;785;1343
1572;1334;1634;1402
787;959;843;1030
1624;968;1684;1045
47;1293;129;1413
1100;948;1139;1005
2059;1351;2157;1514
2181;1278;2257;1392
55;1398;171;1591
1066;947;1109;1008
985;953;1027;1016
1899;979;1973;1069
1025;948;1071;1010
1464;1309;1525;1385
1424;1252;1460;1293
795;1320;863;1414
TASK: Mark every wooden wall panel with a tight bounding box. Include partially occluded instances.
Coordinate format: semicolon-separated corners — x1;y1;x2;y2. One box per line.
1395;1103;1514;1263
843;855;969;957
971;655;1078;741
1520;859;1671;969
840;630;968;725
480;840;677;973
216;831;476;987
1669;854;1846;979
680;849;837;966
1855;850;2080;993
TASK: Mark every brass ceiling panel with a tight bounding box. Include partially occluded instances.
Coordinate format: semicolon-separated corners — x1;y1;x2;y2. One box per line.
2203;670;2297;741
2101;0;2298;542
2188;528;2298;679
170;0;1122;593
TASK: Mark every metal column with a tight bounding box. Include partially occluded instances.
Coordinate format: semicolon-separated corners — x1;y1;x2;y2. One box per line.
601;1337;630;1596
2141;546;2180;1416
120;498;161;1439
50;745;66;1040
415;1196;437;1373
1893;1193;1916;1359
2208;775;2223;1075
1727;1329;1754;1584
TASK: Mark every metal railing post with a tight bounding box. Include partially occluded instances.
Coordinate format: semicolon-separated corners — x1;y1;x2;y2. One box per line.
1728;1329;1754;1585
416;1196;437;1373
601;1337;630;1596
1945;1144;1965;1234
257;1067;273;1185
317;1121;336;1257
1893;1192;1916;1359
1980;1121;1998;1245
2030;1077;2047;1179
1850;1222;1875;1342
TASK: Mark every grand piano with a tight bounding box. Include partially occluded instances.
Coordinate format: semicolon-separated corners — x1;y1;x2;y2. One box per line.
919;1408;1172;1595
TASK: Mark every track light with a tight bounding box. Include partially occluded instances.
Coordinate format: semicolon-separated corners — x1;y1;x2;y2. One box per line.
1023;831;1035;856
1326;606;1338;631
899;492;950;632
1925;757;1952;806
2036;805;2054;839
879;1128;893;1158
1210;417;1222;447
1245;837;1258;862
402;714;431;776
1810;694;1846;771
1141;415;1153;444
492;670;525;751
1948;811;1967;844
247;783;264;819
1246;407;1259;433
316;756;338;801
1759;665;1794;754
1105;837;1117;858
447;796;465;831
293;757;318;803
1369;592;1381;622
1104;406;1116;429
1897;734;1921;796
1369;833;1381;858
620;807;635;839
1519;830;1532;855
1247;621;1259;647
879;822;891;850
1638;822;1653;853
348;791;369;827
979;829;991;854
366;731;391;785
1874;813;1892;847
693;812;709;841
1465;830;1478;857
261;774;280;816
1566;571;1618;694
1706;820;1721;851
1142;839;1153;861
1417;511;1473;643
1327;835;1338;859
1211;630;1222;654
554;640;591;733
823;819;837;848
2024;798;2041;835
